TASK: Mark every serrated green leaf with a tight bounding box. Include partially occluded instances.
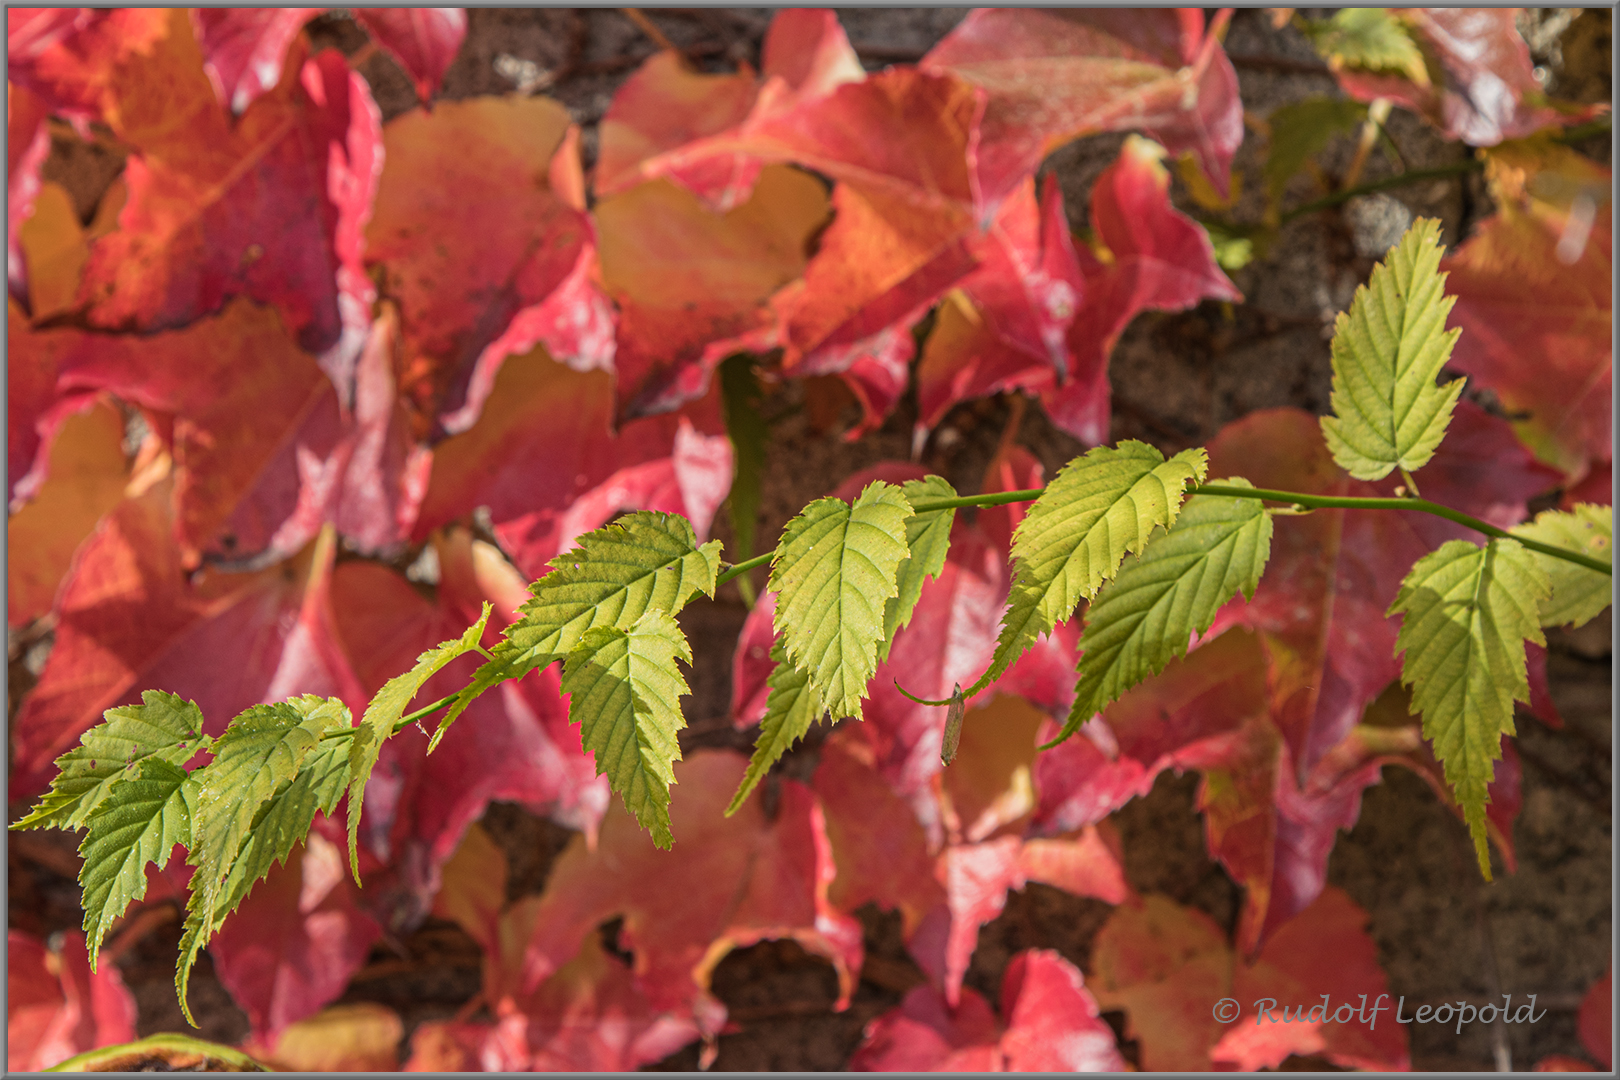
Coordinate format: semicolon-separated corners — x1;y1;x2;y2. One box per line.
1055;482;1274;745
177;695;350;1024
561;608;694;849
720;354;769;571
1510;504;1613;628
975;442;1208;696
78;759;196;969
727;640;827;816
769;481;913;720
346;603;492;883
1319;218;1464;481
1389;538;1550;879
881;476;959;658
174;733;354;1017
12;690;208;832
1303;8;1430;85
444;513;723;734
1264;97;1368;208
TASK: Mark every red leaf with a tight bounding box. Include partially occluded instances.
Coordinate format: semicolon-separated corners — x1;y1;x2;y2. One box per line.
367;96;594;437
1089;895;1233;1071
9;459;364;798
815;704;1126;1009
1330;9;1606;145
353;8;466;106
1578;966;1612;1070
190;8;322;114
208;821;383;1044
58;300;425;565
6;928;137;1072
997;949;1129;1071
1442;146;1612;486
598;165;828;418
595;52;763;209
1043;135;1242;444
516;751;863;1029
851;949;1124;1071
77;16;382;371
916;137;1240;444
330;528;609;930
6;394;128;626
412;341;731;583
812;729;948;939
404;932;704;1072
5;9;171;129
594;9;863;210
7;82;52;304
924;8;1243;206
1211;886;1410;1070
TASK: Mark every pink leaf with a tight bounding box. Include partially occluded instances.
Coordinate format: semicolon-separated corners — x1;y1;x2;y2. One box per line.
354;8;466;106
924;8;1243;206
190;8;322;114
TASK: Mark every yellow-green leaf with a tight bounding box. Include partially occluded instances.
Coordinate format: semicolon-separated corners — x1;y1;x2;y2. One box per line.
1056;482;1273;745
975;441;1208;696
727;640;826;816
1510;503;1612;628
346;603;491;883
769;481;912;720
12;690;208;832
560;608;694;848
1389;538;1550;879
1319;218;1464;481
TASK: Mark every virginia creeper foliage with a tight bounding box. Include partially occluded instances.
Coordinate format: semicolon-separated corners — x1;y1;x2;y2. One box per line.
7;5;1610;1069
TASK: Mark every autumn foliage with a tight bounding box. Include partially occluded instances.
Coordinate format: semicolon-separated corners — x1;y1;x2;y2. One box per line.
7;6;1612;1072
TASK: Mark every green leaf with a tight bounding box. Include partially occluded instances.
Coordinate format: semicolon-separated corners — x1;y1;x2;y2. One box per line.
974;441;1208;696
446;512;722;732
769;481;913;720
560;608;694;849
720;354;770;572
726;640;827;816
78;759;196;969
881;475;959;658
1055;482;1274;745
346;603;492;883
1389;538;1550;879
1319;218;1464;481
177;695;350;1023
222;736;352;917
1303;8;1431;85
12;690;208;832
1264;97;1368;208
1510;504;1613;628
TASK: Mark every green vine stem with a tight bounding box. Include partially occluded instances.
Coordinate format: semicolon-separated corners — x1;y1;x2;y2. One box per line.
387;478;1610;733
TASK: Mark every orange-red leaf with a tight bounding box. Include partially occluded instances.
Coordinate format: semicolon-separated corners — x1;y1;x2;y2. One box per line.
366;95;596;438
516;750;863;1029
411;344;732;582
